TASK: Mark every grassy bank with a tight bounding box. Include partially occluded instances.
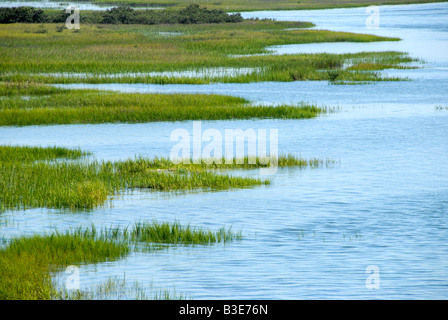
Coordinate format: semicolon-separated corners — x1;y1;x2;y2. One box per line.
0;231;129;300
0;145;87;162
0;146;328;211
0;82;327;126
0;22;414;84
0;221;241;299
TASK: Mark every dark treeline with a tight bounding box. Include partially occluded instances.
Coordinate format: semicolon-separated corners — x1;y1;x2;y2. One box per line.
0;5;244;25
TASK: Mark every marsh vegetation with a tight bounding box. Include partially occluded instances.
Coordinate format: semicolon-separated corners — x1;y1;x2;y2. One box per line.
0;145;331;211
0;82;328;126
0;19;414;85
0;1;434;300
0;221;241;299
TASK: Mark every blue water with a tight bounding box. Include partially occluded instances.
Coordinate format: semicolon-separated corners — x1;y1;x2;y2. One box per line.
1;3;448;299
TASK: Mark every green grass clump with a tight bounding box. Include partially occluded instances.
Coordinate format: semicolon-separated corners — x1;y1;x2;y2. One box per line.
0;159;267;211
0;220;241;299
0;145;87;163
2;146;329;211
0;81;63;96
116;154;329;174
0;82;327;125
1;145;328;211
57;275;189;300
131;220;241;245
0;231;129;300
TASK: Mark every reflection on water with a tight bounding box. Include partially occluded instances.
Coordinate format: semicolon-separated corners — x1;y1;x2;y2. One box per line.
1;3;448;299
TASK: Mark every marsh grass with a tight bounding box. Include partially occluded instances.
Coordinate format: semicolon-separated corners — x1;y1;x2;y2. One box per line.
0;81;63;96
0;159;268;211
131;220;241;244
0;220;239;299
66;221;242;246
117;154;330;174
1;146;325;211
0;82;327;125
0;22;414;84
56;276;189;300
0;145;87;163
0;231;129;300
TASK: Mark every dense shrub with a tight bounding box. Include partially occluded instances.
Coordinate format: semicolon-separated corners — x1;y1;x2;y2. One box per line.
100;5;243;25
0;5;243;25
0;7;47;23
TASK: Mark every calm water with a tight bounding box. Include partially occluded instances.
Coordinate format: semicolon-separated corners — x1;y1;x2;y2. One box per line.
1;3;448;299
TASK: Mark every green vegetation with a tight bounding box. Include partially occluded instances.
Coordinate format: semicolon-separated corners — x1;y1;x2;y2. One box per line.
57;275;189;300
0;80;62;96
117;154;330;173
0;158;267;211
0;231;129;300
0;145;87;163
131;220;241;244
0;82;327;126
0;5;243;25
0;0;420;301
0;221;241;299
0;145;328;212
0;21;414;84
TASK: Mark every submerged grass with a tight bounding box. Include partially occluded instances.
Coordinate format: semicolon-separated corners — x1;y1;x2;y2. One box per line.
1;146;325;211
56;275;189;300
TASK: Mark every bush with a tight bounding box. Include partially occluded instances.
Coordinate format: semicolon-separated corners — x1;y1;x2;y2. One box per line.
176;4;243;24
99;5;244;25
55;25;66;32
0;7;48;23
0;5;244;25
